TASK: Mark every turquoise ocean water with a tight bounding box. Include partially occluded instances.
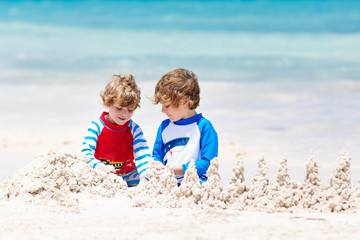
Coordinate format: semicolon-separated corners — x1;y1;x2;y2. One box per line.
1;0;360;84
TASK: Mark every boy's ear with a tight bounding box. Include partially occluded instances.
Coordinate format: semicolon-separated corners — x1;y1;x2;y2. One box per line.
102;97;109;108
181;98;190;107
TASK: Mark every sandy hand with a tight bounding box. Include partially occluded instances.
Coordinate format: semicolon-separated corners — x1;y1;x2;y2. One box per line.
96;164;116;174
153;160;166;171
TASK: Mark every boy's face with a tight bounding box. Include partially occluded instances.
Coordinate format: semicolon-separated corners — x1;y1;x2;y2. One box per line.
160;100;195;122
105;103;135;125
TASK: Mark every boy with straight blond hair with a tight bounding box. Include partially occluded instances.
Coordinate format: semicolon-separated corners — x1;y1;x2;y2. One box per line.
82;74;151;187
152;68;218;185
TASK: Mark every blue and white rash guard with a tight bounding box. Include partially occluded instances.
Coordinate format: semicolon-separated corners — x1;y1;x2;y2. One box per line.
152;113;218;184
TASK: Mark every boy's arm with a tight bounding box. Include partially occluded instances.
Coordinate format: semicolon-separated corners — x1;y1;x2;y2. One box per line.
130;122;153;179
81;120;104;169
182;119;218;175
152;123;165;163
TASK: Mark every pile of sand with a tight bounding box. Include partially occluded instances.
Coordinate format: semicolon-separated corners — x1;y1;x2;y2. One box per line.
1;150;359;213
0;152;128;207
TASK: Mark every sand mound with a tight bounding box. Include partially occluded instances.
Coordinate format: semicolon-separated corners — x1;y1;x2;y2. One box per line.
0;152;128;207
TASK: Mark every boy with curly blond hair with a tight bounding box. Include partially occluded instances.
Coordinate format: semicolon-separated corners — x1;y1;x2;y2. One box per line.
152;68;218;185
82;74;151;187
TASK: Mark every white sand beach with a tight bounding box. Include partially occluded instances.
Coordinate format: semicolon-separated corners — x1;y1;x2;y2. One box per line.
2;200;360;240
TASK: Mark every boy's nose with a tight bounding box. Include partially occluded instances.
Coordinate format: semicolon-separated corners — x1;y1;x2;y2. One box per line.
120;108;128;115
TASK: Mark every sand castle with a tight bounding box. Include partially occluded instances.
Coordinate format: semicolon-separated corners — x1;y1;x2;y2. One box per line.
1;150;359;213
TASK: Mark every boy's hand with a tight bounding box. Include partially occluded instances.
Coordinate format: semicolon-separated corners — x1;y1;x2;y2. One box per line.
171;165;184;175
153;161;165;171
97;164;116;174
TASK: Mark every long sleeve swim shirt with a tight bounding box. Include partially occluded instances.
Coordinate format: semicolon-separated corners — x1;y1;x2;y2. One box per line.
81;112;151;179
152;113;218;184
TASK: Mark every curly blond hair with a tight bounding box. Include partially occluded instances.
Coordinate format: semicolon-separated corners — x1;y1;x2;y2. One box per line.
153;68;200;110
100;74;141;109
